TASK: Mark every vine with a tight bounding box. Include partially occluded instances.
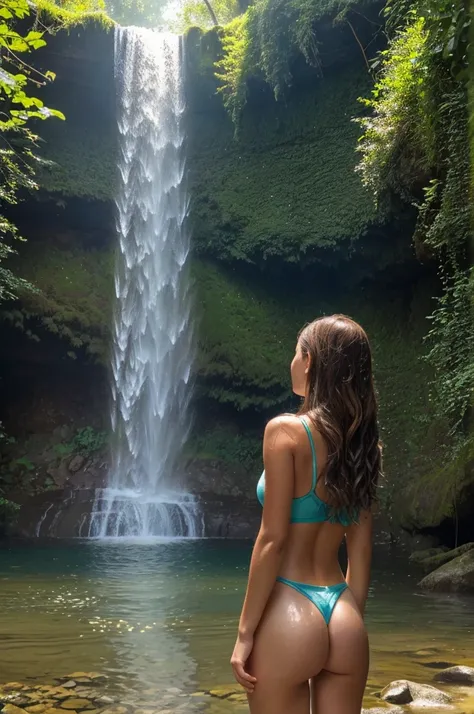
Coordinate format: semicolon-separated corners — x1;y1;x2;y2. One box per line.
356;0;473;445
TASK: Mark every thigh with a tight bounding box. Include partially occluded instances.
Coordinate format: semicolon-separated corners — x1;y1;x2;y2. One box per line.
311;589;369;714
247;582;329;714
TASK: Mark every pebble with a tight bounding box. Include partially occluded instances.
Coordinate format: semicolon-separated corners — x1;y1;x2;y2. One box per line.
60;699;93;710
2;706;29;714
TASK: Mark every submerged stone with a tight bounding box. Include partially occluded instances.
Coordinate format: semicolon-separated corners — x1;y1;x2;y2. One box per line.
61;682;77;690
101;707;128;714
25;706;52;714
60;699;93;710
361;709;404;714
434;665;474;684
3;685;27;693
208;686;239;699
2;706;29;714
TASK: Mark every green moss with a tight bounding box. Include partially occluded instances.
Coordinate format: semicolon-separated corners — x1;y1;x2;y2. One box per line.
399;435;474;530
35;0;115;30
188;66;381;264
193;258;448;500
185;426;261;473
193;259;298;409
3;244;114;361
37;119;117;201
416;543;474;574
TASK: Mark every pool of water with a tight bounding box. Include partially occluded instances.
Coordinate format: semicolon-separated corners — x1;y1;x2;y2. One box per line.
0;539;473;713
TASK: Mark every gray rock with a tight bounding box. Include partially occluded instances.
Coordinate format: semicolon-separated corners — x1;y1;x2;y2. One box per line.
434;665;474;684
417;543;474;574
69;455;85;473
418;549;474;593
62;681;77;689
96;695;116;705
381;680;451;706
361;709;404;714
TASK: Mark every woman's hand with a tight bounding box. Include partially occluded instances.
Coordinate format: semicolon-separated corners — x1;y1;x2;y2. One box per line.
231;634;257;693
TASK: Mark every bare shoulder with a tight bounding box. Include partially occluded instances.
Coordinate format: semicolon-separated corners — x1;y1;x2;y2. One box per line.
264;414;302;444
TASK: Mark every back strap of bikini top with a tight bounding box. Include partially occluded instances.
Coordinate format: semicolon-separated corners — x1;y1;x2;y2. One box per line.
298;416;317;490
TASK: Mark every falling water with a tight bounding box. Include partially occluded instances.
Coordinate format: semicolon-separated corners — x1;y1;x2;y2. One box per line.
89;27;201;538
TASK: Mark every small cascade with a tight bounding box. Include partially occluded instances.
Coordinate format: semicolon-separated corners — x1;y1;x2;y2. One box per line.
89;27;201;539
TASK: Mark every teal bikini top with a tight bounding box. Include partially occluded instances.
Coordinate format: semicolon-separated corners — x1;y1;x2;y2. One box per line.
256;417;353;526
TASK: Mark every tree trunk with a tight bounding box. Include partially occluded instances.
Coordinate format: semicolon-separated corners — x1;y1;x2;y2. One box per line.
203;0;218;25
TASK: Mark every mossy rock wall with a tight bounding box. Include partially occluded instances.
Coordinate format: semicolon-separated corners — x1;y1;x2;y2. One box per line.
186;63;386;266
191;258;449;515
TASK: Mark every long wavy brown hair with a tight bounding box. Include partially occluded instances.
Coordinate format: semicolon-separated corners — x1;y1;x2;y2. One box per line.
298;314;382;516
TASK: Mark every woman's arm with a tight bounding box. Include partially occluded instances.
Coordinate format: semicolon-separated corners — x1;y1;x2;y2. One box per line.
345;508;373;616
231;416;295;691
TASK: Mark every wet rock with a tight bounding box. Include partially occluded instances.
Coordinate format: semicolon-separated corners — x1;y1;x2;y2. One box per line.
25;706;52;714
3;697;30;708
419;549;474;593
416;543;474;574
3;685;27;693
61;682;77;690
410;547;449;564
420;661;456;670
68;456;85;473
361;709;404;714
208;686;240;699
87;675;107;685
381;680;451;706
134;710;155;714
434;665;474;684
101;708;128;714
165;688;181;695
2;706;29;714
95;696;116;706
53;691;75;701
60;699;93;710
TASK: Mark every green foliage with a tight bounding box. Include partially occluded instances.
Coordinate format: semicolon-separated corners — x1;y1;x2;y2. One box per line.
356;18;434;203
189;66;378;263
175;0;240;32
188;427;261;472
14;456;34;471
53;426;108;459
70;426;107;455
0;496;20;531
356;0;472;441
35;0;114;29
1;244;114;361
215;0;376;122
0;0;66;302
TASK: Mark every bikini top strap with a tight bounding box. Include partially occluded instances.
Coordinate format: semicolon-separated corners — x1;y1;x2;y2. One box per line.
298;417;317;491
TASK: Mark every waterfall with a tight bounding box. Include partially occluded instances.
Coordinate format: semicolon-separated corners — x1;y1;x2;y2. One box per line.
89;27;201;538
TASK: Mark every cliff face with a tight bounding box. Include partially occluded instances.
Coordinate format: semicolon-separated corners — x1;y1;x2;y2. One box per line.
0;16;468;542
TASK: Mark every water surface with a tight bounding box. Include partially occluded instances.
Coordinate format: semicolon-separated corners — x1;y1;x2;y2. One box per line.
0;540;473;712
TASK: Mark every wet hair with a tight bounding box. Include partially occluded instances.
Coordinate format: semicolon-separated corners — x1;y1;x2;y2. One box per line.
298;314;382;516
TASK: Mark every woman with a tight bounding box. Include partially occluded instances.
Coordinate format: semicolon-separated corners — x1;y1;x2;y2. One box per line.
231;315;382;714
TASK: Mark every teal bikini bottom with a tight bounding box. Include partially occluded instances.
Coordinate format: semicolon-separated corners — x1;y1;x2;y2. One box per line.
276;577;347;625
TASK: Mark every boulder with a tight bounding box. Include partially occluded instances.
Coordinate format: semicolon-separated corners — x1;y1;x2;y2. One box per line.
416;543;474;574
434;665;474;684
409;547;449;565
381;680;451;706
418;549;474;593
68;455;85;474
